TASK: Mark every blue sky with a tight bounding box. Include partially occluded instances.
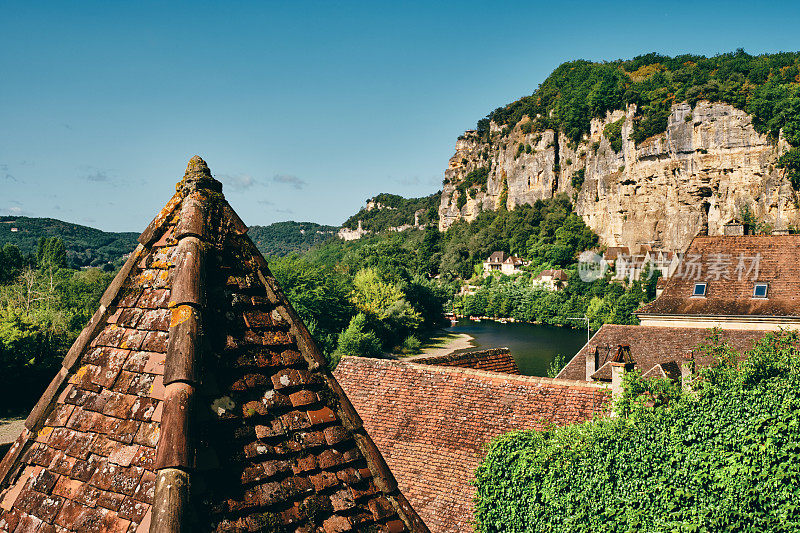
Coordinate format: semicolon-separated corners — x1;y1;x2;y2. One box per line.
2;1;799;231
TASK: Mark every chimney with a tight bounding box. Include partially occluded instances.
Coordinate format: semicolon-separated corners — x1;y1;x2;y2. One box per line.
724;222;745;236
610;345;634;402
610;362;625;401
585;347;599;381
680;352;695;391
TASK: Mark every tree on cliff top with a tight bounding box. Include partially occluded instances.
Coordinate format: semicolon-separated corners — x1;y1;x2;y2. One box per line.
483;50;800;159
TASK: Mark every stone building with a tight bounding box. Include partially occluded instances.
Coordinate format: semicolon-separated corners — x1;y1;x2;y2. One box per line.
637;234;800;330
482;251;527;276
559;232;800;389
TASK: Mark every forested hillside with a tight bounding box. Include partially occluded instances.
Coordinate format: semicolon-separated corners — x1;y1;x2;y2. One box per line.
248;221;337;256
342;192;440;231
0;216;137;268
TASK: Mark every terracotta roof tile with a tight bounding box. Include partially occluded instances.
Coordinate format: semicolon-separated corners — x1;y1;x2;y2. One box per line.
639;235;800;317
408;348;520;374
557;324;766;382
334;358;609;533
0;157;428;533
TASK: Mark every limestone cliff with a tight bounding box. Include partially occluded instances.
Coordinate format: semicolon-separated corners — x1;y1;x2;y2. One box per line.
439;101;797;252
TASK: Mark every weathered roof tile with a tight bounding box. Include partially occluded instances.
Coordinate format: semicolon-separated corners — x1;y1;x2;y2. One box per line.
334;358;609;533
0;157;428;533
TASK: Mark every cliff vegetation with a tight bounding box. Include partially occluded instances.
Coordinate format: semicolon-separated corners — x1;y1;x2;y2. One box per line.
484;50;800;157
442;50;800;250
341;192;440;232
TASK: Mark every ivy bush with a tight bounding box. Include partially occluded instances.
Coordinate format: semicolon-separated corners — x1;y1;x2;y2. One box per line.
474;330;800;532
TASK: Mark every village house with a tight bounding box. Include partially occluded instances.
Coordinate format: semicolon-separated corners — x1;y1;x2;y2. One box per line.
533;269;569;290
0;158;428;533
560;229;800;388
556;324;766;388
637;232;800;330
334;358;609;533
606;246;680;283
482;251;527;276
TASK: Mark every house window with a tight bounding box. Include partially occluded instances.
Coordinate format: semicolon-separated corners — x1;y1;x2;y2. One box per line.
753;283;768;298
692;282;707;297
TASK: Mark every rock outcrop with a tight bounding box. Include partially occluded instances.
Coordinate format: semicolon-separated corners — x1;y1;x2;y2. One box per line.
439;101;797;252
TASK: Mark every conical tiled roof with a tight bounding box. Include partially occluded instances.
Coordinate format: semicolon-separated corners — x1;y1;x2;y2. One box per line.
0;157;429;533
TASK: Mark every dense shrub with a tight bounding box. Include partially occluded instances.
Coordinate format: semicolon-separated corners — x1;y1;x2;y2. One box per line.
603;117;625;152
571;168;585;191
475;330;800;532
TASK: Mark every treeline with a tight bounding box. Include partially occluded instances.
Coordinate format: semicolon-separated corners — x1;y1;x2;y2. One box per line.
341;192;440;232
0;238;114;413
0;216;137;268
475;331;800;532
248;221;338;257
269;254;453;368
272;194;655;367
454;268;658;331
480;50;800;185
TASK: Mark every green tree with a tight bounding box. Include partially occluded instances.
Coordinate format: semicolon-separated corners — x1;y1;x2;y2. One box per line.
335;313;383;363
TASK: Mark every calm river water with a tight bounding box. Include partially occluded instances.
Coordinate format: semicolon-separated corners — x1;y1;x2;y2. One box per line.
447;319;588;376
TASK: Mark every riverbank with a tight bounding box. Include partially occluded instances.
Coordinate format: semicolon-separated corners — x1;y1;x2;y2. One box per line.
408;331;475;360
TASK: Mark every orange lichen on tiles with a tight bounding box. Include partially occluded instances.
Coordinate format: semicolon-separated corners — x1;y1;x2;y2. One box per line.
0;156;428;533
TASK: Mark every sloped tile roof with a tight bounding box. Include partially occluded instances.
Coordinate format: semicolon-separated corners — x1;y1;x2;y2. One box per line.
333;358;609;533
638;235;800;317
485;252;506;263
0;157;428;533
407;348;520;374
603;247;630;261
557;324;766;382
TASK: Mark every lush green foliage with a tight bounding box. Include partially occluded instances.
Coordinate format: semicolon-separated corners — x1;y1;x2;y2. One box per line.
269;238;452;365
0;216;137;268
439;194;596;279
0;241;114;413
453;265;657;330
341;192;440;232
475;330;800;532
248;221;338;257
603;117;625;152
454;167;491;212
483;50;800;155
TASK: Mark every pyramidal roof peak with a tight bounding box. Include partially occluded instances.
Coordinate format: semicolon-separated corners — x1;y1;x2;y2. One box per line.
178;155;221;194
0;159;429;533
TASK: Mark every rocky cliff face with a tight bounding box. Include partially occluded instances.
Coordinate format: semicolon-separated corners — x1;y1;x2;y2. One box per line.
439;101;797;252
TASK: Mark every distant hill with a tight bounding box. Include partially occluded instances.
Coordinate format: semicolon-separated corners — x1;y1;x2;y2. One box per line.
342;192;440;232
0;216;138;268
248;221;338;256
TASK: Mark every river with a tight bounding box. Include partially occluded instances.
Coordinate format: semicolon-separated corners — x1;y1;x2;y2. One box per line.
447;319;588;376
